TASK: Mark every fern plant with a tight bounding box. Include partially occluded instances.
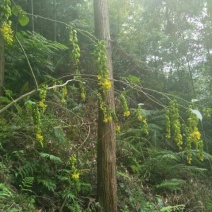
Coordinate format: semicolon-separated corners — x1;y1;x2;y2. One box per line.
20;177;34;193
156;179;186;191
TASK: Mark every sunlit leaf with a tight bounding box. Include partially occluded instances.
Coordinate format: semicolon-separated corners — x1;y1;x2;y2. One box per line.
191;99;199;103
12;5;25;16
191;109;203;121
18;15;29;26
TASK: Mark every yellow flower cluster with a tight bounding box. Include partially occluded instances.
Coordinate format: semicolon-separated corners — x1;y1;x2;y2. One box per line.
80;82;86;100
97;75;111;91
0;21;13;45
81;92;85;100
165;100;183;150
70;155;80;181
104;116;112;123
190;130;201;140
97;93;112;123
36;131;44;147
70;29;80;67
137;114;142;121
61;86;67;103
116;125;120;133
184;106;204;164
94;42;111;92
137;105;143;121
72;172;80;180
120;94;130;117
39;100;47;113
124;110;130;117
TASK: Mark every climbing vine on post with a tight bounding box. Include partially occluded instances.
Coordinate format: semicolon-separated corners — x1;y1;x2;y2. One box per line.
93;0;117;210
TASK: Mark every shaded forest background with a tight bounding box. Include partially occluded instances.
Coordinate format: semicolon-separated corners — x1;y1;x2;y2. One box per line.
0;0;212;211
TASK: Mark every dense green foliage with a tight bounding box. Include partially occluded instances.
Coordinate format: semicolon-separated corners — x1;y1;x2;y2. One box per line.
0;0;212;211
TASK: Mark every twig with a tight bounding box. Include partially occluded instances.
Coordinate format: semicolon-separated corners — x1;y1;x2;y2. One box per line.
59;196;68;212
0;79;77;114
75;125;91;153
15;36;38;89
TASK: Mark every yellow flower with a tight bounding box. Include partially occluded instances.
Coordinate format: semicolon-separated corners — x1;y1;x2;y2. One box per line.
137;114;142;121
102;79;111;90
36;132;44;147
62;86;67;96
72;172;80;180
116;125;120;132
0;21;13;45
81;92;85;100
61;98;66;103
39;101;47;112
190;131;201;140
107;116;112;121
124;110;130;117
103;115;112;123
36;133;43;142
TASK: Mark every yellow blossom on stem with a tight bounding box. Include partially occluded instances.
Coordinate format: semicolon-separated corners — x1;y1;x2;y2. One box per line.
103;116;112;123
116;125;120;133
72;172;80;180
143;119;147;124
102;79;111;90
81;92;85;100
190;131;201;140
123;110;130;117
61;98;66;103
36;132;44;147
0;21;13;45
98;76;111;91
39;101;47;113
137;114;142;121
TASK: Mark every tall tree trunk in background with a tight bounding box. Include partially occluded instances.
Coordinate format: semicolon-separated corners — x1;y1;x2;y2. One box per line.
53;0;57;41
93;0;117;211
31;0;34;34
0;35;4;96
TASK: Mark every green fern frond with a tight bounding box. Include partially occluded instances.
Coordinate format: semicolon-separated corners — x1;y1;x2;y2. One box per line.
37;178;56;192
15;162;37;179
202;152;212;162
156;178;186;191
62;188;76;200
20;177;34;193
173;164;207;174
160;204;185;212
148;149;181;163
0;183;13;199
39;152;63;164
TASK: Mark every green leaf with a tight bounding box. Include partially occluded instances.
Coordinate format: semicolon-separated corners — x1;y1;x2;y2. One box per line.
18;15;29;26
53;127;66;143
156;178;186;191
12;5;24;17
25;100;36;110
126;75;141;84
12;5;29;26
39;152;63;164
191;109;203;121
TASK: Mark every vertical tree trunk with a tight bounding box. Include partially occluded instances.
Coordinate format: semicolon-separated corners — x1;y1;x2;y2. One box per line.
0;35;5;96
53;0;57;41
93;0;117;211
31;0;34;34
